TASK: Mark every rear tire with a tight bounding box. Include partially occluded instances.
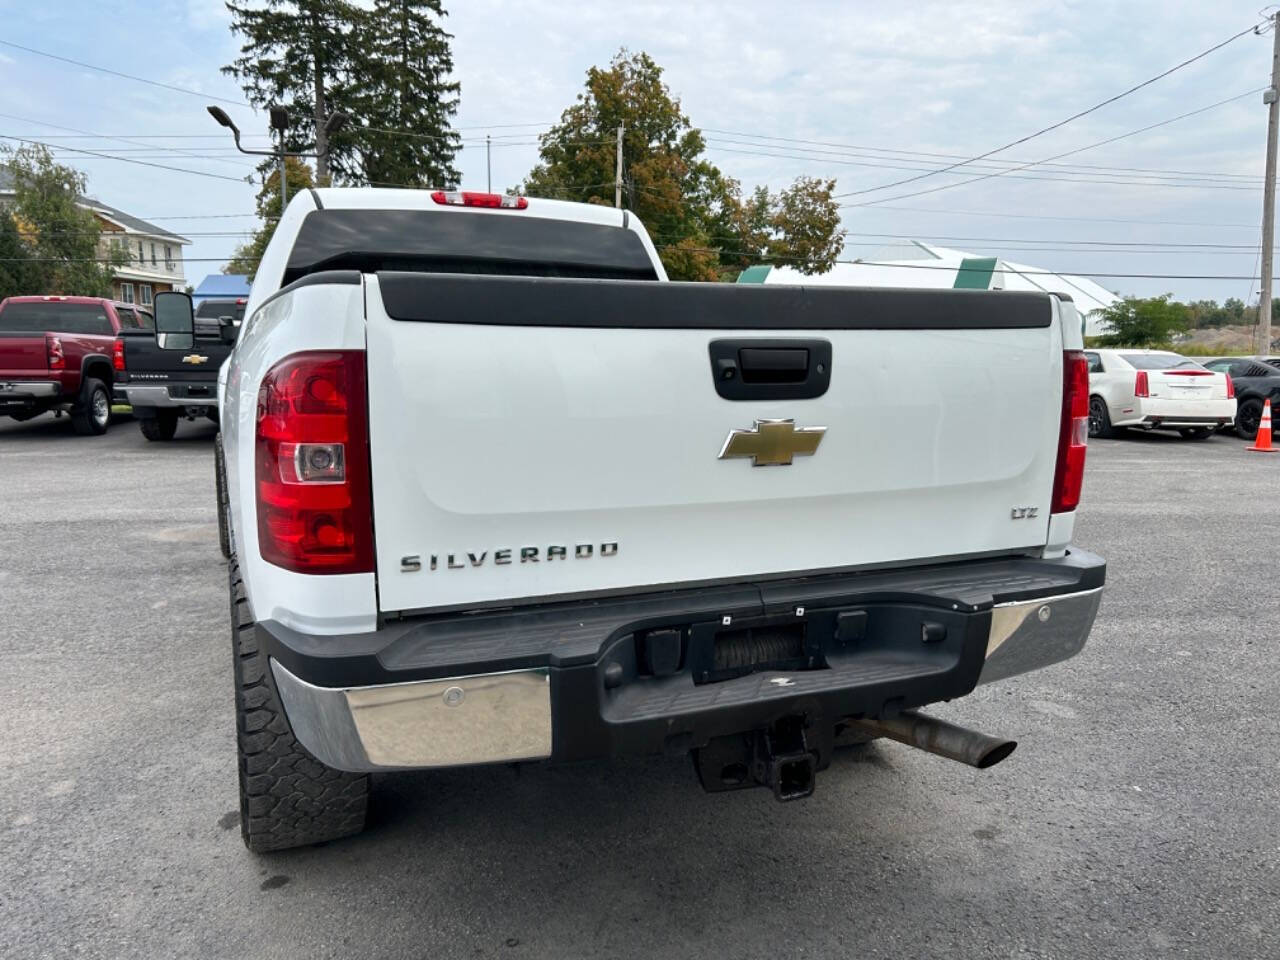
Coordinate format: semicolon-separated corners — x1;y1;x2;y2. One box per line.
1236;399;1264;441
1179;427;1214;441
229;558;369;852
139;410;179;441
70;378;110;436
1088;395;1113;439
215;433;231;559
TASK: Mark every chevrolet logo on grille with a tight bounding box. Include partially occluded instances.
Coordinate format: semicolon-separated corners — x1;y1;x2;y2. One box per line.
181;354;209;365
718;419;826;467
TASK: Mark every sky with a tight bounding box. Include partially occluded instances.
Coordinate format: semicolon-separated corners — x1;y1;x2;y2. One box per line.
0;0;1276;303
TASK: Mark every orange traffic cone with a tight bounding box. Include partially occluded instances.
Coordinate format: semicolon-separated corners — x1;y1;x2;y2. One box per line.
1246;398;1277;453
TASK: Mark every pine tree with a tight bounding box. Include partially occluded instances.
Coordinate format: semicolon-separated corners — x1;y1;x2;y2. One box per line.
223;0;361;183
350;0;461;189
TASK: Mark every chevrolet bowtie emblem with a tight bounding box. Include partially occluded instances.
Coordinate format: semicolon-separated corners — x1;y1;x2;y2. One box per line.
181;354;208;365
718;419;826;467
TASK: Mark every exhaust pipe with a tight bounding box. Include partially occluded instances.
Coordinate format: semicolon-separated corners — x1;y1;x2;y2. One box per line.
849;710;1017;769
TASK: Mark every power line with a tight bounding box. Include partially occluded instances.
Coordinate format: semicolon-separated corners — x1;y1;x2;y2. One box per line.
837;231;1258;249
0;134;248;183
840;88;1267;208
0;111;258;170
0;39;248;107
833;24;1261;199
699;127;1261;181
704;135;1260;183
705;143;1260;191
861;203;1259;230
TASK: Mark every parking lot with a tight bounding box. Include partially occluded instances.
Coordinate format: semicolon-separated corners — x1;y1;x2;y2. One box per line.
1;413;1277;959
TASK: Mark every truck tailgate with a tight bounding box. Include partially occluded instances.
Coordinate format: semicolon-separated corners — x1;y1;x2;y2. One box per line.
0;334;49;374
365;274;1064;614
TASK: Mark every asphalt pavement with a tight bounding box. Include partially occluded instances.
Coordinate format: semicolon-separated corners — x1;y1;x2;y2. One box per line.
2;412;1278;959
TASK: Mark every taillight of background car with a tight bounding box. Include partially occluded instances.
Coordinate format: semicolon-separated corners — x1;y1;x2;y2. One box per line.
47;336;65;370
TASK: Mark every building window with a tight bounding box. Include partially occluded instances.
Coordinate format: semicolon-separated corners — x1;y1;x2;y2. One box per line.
140;284;153;306
150;242;157;266
137;240;144;264
164;245;174;270
121;282;135;304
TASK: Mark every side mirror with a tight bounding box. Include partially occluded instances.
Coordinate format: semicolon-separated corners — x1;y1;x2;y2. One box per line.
154;291;195;351
218;315;240;345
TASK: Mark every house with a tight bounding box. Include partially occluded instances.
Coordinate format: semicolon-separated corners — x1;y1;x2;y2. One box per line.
191;273;251;307
0;167;190;307
739;240;1120;337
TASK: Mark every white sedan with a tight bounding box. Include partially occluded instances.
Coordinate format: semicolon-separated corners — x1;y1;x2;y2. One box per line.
1084;349;1235;440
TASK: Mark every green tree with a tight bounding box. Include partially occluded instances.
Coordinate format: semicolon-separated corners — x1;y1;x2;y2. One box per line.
350;0;461;188
223;156;315;277
223;0;360;183
1;144;124;296
1223;297;1246;323
523;50;844;281
759;176;844;274
1185;299;1224;329
0;209;39;300
1094;294;1191;346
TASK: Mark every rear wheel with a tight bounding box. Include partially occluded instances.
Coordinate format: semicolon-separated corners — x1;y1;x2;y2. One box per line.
229;558;369;852
1088;395;1113;439
139;410;179;442
1236;399;1264;441
70;378;110;436
1179;427;1214;441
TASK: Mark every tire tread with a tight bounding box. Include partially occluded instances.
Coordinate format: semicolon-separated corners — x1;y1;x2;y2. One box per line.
228;557;368;852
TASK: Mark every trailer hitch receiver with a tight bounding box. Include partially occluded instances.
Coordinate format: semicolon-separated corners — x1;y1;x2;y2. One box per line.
693;716;818;802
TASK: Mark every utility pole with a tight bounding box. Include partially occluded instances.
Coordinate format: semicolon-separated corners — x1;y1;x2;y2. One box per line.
1260;13;1280;354
615;123;624;209
487;135;492;193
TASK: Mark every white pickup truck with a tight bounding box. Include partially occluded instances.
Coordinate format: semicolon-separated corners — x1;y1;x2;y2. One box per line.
153;188;1105;852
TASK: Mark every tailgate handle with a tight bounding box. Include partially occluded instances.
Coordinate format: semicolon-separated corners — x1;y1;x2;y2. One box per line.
739;348;808;383
709;338;832;401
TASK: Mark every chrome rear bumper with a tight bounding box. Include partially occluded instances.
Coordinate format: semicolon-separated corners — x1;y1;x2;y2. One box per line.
0;380;60;400
272;662;552;771
978;587;1103;685
119;384;216;408
271;586;1102;773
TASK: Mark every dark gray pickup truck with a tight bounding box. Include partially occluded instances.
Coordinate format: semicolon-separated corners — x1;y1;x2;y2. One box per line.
115;297;241;440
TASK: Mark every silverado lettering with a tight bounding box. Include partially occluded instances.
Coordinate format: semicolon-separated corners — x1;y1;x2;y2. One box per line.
401;541;620;572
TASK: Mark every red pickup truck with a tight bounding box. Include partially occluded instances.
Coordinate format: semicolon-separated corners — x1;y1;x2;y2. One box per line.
0;295;153;435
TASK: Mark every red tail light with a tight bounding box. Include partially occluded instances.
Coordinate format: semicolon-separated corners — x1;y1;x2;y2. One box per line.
47;336;65;370
431;190;528;210
1052;350;1089;514
1225;374;1235;399
1134;370;1149;398
112;338;126;372
1165;369;1212;376
255;351;373;574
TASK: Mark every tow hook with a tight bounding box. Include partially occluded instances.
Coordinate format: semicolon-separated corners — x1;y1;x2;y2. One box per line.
693;716;819;802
